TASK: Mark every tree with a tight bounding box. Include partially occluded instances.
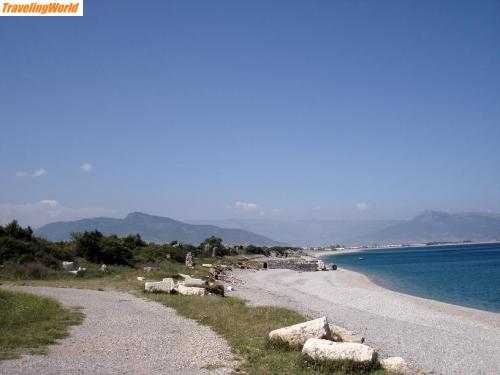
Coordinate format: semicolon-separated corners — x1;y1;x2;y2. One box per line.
3;220;33;241
72;230;104;263
123;234;146;249
200;236;229;257
101;235;132;265
72;231;133;265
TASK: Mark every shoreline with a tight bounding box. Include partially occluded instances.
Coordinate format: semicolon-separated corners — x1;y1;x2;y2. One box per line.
307;240;500;257
314;243;500;314
231;267;500;375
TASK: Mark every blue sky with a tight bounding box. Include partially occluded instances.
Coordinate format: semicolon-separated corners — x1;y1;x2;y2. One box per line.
1;0;499;226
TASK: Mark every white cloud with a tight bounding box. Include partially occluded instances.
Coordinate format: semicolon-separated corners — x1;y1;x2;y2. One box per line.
80;163;93;172
39;199;59;208
234;201;260;212
356;202;372;210
33;168;46;177
15;170;28;178
0;200;116;228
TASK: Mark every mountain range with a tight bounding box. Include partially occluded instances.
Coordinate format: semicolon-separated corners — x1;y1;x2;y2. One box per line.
190;211;500;246
35;211;500;246
188;218;401;246
35;212;281;246
354;211;500;244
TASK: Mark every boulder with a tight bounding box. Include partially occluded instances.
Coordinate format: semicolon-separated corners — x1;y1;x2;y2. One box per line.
100;264;108;272
329;324;365;343
176;284;206;296
202;263;213;268
269;316;331;347
179;275;206;287
144;278;175;293
380;357;408;373
68;267;86;277
137;276;145;281
317;260;327;271
143;266;153;273
62;261;74;270
185;279;206;287
302;339;376;363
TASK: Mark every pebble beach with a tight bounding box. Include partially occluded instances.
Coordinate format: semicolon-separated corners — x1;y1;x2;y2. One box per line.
233;267;500;375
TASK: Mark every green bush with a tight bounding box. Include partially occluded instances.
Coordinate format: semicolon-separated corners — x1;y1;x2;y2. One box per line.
206;283;225;296
0;221;71;268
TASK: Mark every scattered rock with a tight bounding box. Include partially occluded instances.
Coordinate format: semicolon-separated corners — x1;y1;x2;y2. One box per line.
137;276;145;281
62;261;75;270
226;286;234;292
68;267;86;277
302;339;376;363
176;284;206;296
202;264;213;268
143;266;153;273
208;267;219;280
269;316;331;347
144;278;175;293
329;324;365;343
317;260;327;271
380;357;409;373
179;274;206;287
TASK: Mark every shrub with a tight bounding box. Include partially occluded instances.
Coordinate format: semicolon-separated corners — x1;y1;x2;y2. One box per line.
72;231;132;266
206;283;225;296
0;261;51;279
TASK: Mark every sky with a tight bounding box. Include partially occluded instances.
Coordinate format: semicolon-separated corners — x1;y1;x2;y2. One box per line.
1;0;499;227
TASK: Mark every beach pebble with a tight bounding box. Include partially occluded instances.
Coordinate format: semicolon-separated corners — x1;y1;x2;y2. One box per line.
302;338;376;363
269;316;331;347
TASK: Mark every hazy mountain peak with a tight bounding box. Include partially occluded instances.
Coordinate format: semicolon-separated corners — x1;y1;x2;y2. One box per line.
414;211;452;223
356;210;500;244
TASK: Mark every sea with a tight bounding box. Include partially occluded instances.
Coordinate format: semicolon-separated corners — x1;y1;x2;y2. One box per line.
321;242;500;313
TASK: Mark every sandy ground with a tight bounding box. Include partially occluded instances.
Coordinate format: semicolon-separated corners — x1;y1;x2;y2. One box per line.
0;286;237;375
232;268;500;375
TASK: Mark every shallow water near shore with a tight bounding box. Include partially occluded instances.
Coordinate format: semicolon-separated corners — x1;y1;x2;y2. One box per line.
321;243;500;313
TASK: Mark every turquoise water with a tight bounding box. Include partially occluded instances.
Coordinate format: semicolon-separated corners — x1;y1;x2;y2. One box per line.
321;243;500;313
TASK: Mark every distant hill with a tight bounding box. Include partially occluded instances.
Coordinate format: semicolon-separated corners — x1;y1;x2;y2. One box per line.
35;212;282;246
354;211;500;244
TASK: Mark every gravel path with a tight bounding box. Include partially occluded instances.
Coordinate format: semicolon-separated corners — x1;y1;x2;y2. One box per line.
0;286;237;375
231;268;500;375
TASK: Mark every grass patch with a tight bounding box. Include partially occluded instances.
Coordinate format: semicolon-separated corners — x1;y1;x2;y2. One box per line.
302;354;381;374
145;293;392;375
266;336;304;351
0;259;211;292
0;289;84;360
